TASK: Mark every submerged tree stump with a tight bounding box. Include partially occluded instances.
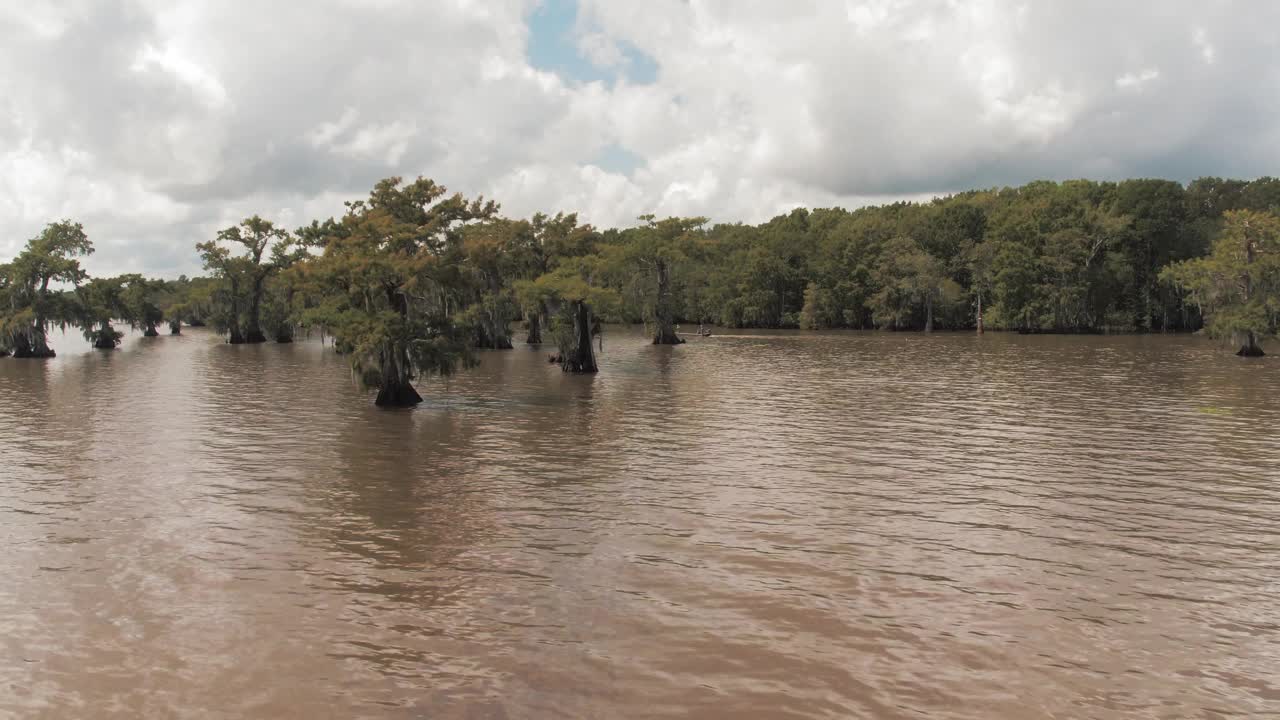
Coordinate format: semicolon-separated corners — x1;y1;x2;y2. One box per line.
12;332;54;358
652;328;686;345
375;381;423;407
1236;330;1265;356
526;314;542;345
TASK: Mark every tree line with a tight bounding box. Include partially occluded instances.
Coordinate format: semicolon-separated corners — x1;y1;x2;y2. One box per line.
2;176;1278;405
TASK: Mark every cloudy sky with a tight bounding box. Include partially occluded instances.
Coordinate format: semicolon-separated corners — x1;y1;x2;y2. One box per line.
1;0;1277;277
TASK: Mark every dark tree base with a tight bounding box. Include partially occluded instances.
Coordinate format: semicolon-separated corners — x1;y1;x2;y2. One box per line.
560;351;598;373
548;351;598;372
275;335;294;344
653;332;686;345
375;382;423;407
143;328;159;337
526;314;542;345
244;330;268;344
0;350;9;358
93;339;117;350
1237;344;1265;357
12;334;53;358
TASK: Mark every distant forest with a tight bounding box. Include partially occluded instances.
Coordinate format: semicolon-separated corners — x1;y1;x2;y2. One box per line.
3;176;1278;404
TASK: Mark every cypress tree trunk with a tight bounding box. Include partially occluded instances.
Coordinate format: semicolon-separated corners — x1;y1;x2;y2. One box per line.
474;321;512;349
653;321;684;344
925;294;935;333
526;312;542;344
976;292;984;334
14;326;55;358
227;281;246;344
244;276;267;343
12;332;32;358
169;320;182;335
374;348;423;407
1237;331;1265;357
144;323;159;337
652;259;685;345
275;288;296;343
560;301;598;373
1235;232;1264;356
93;323;119;349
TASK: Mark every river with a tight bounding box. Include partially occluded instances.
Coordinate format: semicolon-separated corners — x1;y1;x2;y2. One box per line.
1;327;1278;718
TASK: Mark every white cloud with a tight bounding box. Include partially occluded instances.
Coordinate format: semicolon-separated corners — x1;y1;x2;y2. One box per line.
1116;69;1161;89
1193;27;1215;64
1;0;1278;277
130;42;228;108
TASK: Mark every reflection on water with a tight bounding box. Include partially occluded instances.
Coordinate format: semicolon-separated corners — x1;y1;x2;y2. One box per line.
2;327;1279;718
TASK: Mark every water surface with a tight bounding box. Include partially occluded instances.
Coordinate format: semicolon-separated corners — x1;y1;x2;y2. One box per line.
1;327;1278;718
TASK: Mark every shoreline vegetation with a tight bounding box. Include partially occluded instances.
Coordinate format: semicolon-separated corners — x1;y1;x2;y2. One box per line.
2;176;1277;405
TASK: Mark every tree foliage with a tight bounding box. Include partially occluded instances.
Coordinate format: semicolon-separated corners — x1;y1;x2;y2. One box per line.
1162;210;1280;355
6;175;1277;402
301;177;498;405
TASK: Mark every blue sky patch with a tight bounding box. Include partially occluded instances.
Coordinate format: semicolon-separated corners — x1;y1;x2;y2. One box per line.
592;142;643;175
527;0;659;87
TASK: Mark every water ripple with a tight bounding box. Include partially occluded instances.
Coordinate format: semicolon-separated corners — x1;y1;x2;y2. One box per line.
0;327;1278;717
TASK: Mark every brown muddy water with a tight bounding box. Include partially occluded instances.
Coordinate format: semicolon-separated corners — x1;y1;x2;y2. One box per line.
1;326;1278;719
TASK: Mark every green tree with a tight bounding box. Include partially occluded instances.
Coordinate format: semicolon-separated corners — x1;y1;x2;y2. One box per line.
460;219;533;349
1161;210;1280;356
263;243;311;343
519;255;619;373
0;221;94;358
121;275;166;337
303;176;498;406
514;212;597;344
612;216;706;344
870;236;956;331
963;239;997;333
77;276;129;349
195;241;249;343
199;217;293;344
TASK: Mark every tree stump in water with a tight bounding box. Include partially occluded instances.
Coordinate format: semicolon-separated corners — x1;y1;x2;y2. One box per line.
12;333;54;358
1236;331;1265;356
375;381;423;407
